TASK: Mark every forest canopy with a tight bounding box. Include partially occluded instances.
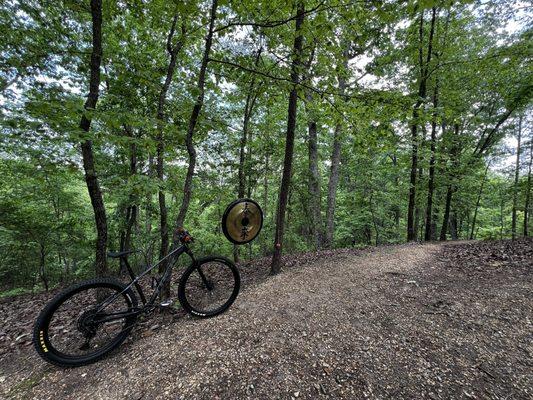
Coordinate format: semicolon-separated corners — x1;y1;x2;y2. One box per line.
0;0;531;294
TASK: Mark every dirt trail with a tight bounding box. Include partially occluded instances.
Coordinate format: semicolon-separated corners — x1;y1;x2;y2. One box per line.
2;241;532;399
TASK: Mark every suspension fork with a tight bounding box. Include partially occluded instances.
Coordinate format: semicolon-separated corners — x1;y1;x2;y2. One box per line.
186;248;213;291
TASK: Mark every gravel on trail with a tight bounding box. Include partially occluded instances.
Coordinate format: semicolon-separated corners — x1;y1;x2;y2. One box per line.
1;239;532;399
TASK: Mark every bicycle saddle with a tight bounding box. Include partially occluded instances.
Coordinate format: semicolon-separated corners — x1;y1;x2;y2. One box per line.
107;250;135;259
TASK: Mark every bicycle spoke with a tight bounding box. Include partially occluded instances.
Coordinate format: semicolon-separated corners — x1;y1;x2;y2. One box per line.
182;260;237;314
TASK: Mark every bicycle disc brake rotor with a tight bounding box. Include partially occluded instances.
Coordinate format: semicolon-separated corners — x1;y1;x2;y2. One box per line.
222;199;263;244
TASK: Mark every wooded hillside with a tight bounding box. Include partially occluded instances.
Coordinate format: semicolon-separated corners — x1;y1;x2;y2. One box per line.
0;0;531;294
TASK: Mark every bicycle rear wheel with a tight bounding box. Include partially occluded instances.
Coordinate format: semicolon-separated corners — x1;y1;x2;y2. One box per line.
178;256;240;318
33;277;138;367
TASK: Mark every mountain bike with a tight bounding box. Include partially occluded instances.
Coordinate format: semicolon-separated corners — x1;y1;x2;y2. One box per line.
32;228;240;367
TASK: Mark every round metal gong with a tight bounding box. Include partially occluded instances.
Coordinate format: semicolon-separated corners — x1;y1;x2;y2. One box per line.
222;199;263;245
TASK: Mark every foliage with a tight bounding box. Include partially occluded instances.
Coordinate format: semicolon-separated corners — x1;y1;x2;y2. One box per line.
0;0;531;293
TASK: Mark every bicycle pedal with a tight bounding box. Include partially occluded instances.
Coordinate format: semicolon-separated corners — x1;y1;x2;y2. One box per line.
159;300;173;308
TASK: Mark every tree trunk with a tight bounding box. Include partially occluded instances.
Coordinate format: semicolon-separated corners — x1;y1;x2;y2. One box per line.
303;43;322;250
511;115;522;240
174;0;218;235
391;154;400;232
439;123;460;241
145;154;155;266
155;17;186;295
262;151;270;254
414;161;424;241
307;113;322;249
324;43;349;249
470;162;490;239
80;0;108;277
524;138;532;236
120;126;138;258
235;48;262;262
39;243;48;291
270;2;305;275
449;212;458;240
424;83;439;241
325;124;342;248
440;185;453;241
499;186;505;239
407;8;437;241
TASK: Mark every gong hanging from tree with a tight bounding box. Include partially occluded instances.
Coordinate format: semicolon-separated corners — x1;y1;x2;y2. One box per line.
222;199;263;244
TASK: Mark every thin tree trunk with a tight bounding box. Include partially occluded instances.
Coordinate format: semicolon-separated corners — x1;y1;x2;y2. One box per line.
407;8;437;241
235;49;262;262
39;243;48;291
174;0;218;235
414;159;424;241
155;17;186;295
325;124;342;248
470;162;490;239
270;2;305;275
425;82;439;241
324;44;349;249
511;115;522;240
449;212;458;240
307;113;322;249
145;154;154;266
369;191;379;246
500;186;505;239
304;42;321;250
391;154;400;232
440;123;460;241
524;138;532;236
80;0;108;277
262;151;270;254
440;185;453;241
120;126;138;256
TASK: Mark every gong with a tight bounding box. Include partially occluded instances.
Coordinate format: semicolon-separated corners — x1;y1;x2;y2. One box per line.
222;199;263;244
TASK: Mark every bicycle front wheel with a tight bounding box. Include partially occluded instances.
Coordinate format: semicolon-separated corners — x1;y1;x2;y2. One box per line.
33;277;138;367
178;256;240;318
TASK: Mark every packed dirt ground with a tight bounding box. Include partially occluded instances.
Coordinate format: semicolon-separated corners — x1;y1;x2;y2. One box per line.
1;238;532;399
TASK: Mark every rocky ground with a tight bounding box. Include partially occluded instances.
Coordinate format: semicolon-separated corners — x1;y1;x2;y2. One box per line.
1;239;532;399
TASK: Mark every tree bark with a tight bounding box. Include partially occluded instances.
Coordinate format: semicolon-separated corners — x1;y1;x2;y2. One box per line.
524;137;532;236
303;42;322;250
307;110;322;249
270;2;305;275
235;48;262;262
439;123;460;241
80;0;108;277
39;243;48;291
470;162;490;239
155;16;186;295
325;122;342;249
120;126;138;258
174;0;218;236
424;82;439;241
391;154;400;232
511;115;522;240
324;43;349;249
407;7;437;241
440;185;453;241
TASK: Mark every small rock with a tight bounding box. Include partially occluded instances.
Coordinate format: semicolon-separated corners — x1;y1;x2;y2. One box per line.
294;391;300;397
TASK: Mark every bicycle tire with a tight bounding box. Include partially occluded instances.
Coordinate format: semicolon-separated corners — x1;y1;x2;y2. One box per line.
178;256;240;318
33;277;138;367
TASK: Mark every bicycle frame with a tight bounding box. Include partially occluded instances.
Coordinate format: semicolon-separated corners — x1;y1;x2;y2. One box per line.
96;243;197;319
